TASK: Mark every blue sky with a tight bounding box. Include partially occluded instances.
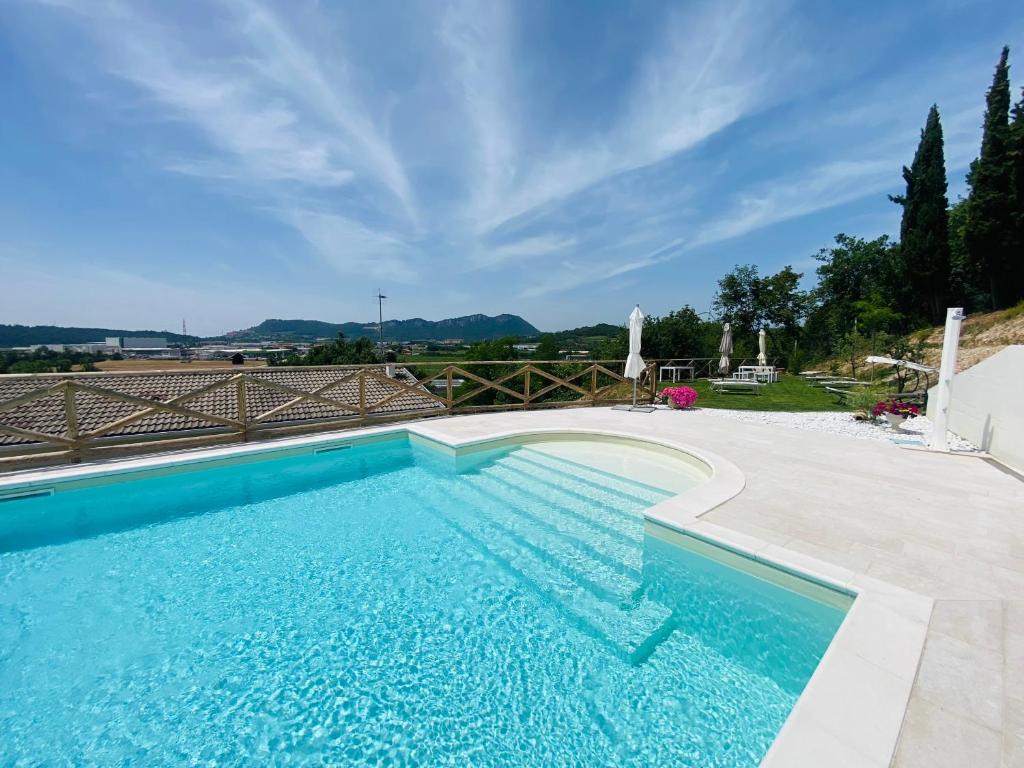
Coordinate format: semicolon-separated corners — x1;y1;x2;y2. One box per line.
1;0;1020;335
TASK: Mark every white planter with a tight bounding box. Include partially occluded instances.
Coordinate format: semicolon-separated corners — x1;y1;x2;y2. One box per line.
884;413;906;430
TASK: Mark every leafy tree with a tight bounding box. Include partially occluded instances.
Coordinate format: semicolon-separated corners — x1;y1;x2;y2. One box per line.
532;334;561;361
594;331;628;360
713;264;810;355
890;105;950;324
464;338;517;363
948;198;989;310
804;234;903;354
9;359;52;374
965;47;1017;308
640;307;705;359
454;337;519;406
277;334;379;366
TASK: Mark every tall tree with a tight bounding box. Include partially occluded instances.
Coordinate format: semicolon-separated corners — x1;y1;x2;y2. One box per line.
947;198;988;311
964;47;1016;308
890;105;950;324
1010;88;1024;301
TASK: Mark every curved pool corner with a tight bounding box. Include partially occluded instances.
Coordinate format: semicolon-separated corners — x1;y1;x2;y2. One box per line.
404;422;747;534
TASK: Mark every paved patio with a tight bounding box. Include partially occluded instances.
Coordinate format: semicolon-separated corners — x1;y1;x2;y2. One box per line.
412;407;1023;767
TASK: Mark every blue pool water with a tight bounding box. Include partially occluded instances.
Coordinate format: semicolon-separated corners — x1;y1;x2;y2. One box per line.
0;436;847;766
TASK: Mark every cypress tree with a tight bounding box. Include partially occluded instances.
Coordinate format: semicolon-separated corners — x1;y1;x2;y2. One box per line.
891;105;950;324
964;46;1015;309
1009;89;1024;302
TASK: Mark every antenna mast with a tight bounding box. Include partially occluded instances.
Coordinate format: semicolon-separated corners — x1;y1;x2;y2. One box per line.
376;290;388;362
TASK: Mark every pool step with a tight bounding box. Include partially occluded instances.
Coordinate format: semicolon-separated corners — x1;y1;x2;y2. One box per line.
420;479;676;665
510;448;673;506
494;451;668;513
471;467;642;561
449;478;641;602
477;463;642;541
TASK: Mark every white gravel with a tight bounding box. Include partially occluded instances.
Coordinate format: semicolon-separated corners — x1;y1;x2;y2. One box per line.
692;408;980;451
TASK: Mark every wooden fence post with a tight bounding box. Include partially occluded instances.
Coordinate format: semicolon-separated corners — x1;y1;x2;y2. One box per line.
358;370;367;421
236;376;248;441
446;366;453;413
63;381;81;463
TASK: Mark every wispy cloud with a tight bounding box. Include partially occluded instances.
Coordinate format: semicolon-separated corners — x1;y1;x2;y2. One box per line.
466;0;798;235
283;209;418;282
517;238;684;298
690;159;896;248
229;0;418;219
473;234;576;269
440;0;519;232
31;0;425;278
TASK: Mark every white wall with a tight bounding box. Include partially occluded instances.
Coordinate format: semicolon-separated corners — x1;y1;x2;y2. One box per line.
928;345;1024;472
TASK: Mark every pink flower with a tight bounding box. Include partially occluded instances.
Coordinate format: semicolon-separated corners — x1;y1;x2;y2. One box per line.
661;386;699;409
873;400;920;418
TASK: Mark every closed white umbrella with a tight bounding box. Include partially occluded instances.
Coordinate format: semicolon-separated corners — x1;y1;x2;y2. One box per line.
614;305;655;412
624;305;646;381
718;322;733;375
757;328;767;366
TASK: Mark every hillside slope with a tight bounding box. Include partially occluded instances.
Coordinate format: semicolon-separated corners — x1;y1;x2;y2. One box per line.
912;303;1024;372
0;324;197;347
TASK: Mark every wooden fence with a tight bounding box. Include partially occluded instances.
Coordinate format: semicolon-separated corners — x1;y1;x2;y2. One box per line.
0;357;776;469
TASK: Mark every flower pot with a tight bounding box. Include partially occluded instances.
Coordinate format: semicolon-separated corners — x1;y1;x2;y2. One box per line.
884;413;906;430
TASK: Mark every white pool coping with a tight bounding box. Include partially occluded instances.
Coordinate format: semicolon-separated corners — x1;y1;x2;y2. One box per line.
0;419;931;767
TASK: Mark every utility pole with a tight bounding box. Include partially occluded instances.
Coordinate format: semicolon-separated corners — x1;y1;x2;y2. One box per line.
376;290;387;361
181;319;192;362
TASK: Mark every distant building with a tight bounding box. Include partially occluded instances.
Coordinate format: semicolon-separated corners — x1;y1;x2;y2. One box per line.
561;350;590;360
231;353;245;365
514;343;539;353
122;337;167;349
67;343;112;354
27;344;66;353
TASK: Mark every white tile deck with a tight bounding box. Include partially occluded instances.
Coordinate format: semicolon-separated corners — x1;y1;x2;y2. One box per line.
3;405;1021;766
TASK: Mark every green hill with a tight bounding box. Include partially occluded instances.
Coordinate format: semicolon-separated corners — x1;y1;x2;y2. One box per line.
0;324;197;347
228;314;541;343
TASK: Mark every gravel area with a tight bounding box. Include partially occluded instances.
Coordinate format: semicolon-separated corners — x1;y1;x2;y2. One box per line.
692;408;980;451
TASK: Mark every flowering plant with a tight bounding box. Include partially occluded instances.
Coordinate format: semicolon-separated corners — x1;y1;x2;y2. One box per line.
661;386;699;409
871;400;921;418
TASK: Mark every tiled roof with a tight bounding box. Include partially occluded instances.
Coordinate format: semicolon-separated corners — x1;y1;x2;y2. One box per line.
0;367;443;447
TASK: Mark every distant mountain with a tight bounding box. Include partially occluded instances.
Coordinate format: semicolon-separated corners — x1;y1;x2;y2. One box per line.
0;324;197;347
227;314;541;343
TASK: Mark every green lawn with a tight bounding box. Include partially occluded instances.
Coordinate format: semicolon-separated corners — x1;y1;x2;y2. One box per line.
661;374;853;412
399;352;467;364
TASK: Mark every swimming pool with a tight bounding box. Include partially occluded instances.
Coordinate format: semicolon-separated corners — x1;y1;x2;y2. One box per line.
0;433;849;766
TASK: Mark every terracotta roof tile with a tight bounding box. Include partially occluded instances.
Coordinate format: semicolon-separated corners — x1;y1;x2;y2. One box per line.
0;367;443;447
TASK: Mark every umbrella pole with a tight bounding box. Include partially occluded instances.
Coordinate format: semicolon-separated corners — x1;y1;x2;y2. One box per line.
632;378;637;408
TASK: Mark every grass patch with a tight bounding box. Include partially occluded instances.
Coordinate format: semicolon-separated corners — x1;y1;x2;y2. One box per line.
399;352;467;364
663;375;853;412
